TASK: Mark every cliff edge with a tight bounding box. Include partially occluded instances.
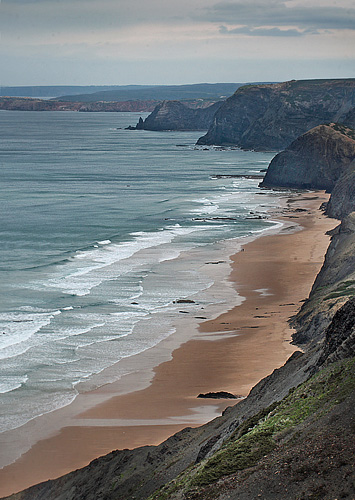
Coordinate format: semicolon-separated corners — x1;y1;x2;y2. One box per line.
197;79;355;150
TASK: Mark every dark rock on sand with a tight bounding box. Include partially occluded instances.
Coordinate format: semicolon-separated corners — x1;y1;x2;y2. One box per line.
197;392;239;399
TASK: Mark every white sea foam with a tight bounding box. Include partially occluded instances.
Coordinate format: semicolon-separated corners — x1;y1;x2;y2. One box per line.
0;310;62;360
0;375;28;395
30;225;200;297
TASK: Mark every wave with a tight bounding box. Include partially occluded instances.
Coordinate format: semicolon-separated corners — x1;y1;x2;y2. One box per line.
0;310;62;360
26;224;199;297
0;374;29;395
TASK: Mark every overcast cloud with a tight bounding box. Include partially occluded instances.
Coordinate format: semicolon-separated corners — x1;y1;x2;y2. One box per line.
1;0;354;85
207;1;355;33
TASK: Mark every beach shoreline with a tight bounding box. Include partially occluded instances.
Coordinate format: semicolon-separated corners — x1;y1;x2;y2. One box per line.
0;191;337;498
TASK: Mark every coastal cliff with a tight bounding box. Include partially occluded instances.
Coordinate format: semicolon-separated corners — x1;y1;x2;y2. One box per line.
197;79;355;150
260;122;355;346
326;159;355;219
128;100;222;131
293;213;355;346
260;123;355;190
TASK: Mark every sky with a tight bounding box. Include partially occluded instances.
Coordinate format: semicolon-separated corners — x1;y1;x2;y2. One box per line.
1;0;355;86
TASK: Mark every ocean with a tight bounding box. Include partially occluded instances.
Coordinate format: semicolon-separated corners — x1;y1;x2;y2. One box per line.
0;110;280;436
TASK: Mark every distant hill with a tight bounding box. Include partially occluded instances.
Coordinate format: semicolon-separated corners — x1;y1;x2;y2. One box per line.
1;83;273;105
0;97;158;112
54;83;249;103
0;85;145;99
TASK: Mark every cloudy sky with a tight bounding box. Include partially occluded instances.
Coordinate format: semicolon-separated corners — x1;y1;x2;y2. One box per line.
1;0;354;86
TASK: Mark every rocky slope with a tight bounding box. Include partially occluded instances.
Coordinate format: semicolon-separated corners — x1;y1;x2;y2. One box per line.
150;356;355;500
292;212;355;346
196;79;355;150
128;100;222;131
260;123;355;190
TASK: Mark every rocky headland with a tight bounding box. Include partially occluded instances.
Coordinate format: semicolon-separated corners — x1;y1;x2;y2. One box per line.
2;115;355;500
260;123;355;191
127;100;223;131
196;79;355;150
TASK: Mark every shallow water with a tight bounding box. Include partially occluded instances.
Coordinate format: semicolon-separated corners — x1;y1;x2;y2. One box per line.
0;110;281;433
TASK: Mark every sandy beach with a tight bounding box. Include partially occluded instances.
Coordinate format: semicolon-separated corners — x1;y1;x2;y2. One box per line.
0;191;337;498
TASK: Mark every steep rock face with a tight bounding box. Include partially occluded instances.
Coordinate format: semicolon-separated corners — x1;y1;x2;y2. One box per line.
293;213;355;345
326;159;355;219
260;123;355;190
318;297;355;366
132;100;222;131
197;79;355;150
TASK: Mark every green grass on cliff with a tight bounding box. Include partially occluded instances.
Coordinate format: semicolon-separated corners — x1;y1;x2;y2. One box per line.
149;358;355;499
324;280;355;301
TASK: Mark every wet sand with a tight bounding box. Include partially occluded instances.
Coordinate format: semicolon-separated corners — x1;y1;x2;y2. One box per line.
0;192;337;498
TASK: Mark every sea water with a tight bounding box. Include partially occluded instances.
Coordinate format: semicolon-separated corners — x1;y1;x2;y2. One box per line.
0;110;281;435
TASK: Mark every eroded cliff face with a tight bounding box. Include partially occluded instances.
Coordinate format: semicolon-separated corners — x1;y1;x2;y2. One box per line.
197;79;355;150
326;159;355;219
293;213;355;346
260;124;355;191
131;100;222;131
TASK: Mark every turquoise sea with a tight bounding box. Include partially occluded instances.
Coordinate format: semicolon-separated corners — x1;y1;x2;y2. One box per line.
0;110;280;436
